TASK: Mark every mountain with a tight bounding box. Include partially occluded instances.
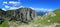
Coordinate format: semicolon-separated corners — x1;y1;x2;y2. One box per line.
37;11;48;16
0;8;37;23
0;8;60;27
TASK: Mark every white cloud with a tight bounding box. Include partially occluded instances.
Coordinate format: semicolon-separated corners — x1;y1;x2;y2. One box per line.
37;8;53;12
10;7;19;10
9;1;20;6
47;9;53;11
2;8;6;11
19;6;25;8
10;6;24;10
35;8;47;11
29;7;53;12
29;7;34;9
5;5;10;8
3;1;8;4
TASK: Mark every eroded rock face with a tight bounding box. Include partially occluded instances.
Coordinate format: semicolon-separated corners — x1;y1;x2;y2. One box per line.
6;8;37;23
0;8;37;23
0;16;4;24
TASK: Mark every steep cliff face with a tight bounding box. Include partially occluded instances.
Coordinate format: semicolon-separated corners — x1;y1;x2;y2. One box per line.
0;8;37;23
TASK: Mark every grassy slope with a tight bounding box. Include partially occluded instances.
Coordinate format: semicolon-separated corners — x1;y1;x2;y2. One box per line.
0;20;8;27
39;9;60;24
28;9;60;27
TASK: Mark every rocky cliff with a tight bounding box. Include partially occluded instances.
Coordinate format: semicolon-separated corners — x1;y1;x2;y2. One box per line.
0;8;37;23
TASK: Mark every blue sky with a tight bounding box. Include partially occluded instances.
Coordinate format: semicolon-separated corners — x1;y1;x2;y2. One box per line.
0;0;60;11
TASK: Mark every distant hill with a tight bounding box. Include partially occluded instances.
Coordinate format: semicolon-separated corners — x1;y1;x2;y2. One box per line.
37;11;48;16
40;9;60;25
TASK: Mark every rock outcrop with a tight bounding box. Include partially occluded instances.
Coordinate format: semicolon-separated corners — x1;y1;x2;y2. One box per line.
0;8;37;23
0;16;4;24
